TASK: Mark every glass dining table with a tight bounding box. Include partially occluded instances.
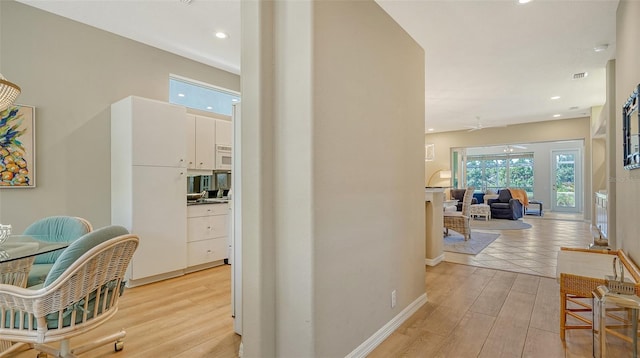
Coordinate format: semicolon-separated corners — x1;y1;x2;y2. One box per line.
0;235;68;287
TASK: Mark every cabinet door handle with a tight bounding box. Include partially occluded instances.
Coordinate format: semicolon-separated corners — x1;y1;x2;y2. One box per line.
207;250;212;253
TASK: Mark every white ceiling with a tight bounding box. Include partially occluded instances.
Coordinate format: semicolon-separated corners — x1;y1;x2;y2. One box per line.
18;0;619;133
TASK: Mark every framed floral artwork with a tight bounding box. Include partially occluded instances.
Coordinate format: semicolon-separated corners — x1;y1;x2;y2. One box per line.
0;104;36;187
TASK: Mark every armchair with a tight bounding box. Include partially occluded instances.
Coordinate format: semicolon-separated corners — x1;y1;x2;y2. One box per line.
0;225;138;358
444;186;475;240
488;189;524;220
449;188;478;211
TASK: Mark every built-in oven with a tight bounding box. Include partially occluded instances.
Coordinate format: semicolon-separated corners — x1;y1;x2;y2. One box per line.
216;144;232;170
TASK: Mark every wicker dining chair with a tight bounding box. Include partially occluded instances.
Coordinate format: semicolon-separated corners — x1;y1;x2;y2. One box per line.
443;186;475;240
0;225;138;358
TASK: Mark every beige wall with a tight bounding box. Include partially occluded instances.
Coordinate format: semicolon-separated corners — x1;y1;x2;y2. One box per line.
241;0;425;356
0;1;239;230
425;117;593;219
615;1;640;259
313;1;425;356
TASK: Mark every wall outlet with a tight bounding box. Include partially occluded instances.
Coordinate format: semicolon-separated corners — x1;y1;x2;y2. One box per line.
391;290;397;308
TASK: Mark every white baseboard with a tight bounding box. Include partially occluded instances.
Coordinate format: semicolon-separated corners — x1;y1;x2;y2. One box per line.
345;293;427;358
425;254;444;266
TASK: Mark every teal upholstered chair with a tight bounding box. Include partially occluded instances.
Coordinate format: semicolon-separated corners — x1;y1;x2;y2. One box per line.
23;216;93;287
0;225;139;357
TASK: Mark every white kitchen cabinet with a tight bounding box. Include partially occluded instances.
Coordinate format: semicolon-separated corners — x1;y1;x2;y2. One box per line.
112;96;187;167
187;215;227;240
129;166;187;279
185;114;216;170
187;238;227;266
111;96;187;286
215;119;232;146
186;114;196;169
187;203;228;269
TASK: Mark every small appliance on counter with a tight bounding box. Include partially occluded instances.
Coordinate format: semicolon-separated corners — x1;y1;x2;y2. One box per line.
187;190;207;202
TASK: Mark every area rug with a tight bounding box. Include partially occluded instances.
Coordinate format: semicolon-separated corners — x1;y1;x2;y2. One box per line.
470;218;532;230
443;230;500;255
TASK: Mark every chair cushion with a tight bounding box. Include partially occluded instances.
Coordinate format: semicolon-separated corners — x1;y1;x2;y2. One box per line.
43;226;129;287
26;263;54;288
24;216;91;264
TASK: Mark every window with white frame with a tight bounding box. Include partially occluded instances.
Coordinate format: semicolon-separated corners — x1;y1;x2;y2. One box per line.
169;76;240;116
466;153;534;197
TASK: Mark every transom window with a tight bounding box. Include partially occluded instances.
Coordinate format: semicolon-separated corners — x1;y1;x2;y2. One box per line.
169;76;240;116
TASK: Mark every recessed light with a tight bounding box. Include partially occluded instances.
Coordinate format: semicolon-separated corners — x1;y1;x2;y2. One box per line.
178;93;185;97
206;106;213;110
518;0;532;4
215;32;228;39
427;128;435;132
553;114;561;118
231;99;239;102
550;96;561;100
594;44;609;52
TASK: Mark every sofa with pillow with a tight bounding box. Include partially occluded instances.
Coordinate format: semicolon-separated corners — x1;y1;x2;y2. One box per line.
487;189;524;220
449;188;478;211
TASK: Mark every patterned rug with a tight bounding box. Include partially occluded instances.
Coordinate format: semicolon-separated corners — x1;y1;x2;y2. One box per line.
470;218;532;230
443;230;500;255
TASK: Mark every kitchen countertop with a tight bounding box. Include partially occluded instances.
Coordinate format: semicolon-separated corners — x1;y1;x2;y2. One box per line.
187;198;229;206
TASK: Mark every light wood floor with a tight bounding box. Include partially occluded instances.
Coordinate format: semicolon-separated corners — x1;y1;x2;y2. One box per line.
371;214;620;358
11;215;605;357
12;265;241;358
370;261;599;358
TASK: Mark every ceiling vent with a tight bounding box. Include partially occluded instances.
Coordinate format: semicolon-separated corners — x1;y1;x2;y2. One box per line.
569;106;579;110
572;72;588;80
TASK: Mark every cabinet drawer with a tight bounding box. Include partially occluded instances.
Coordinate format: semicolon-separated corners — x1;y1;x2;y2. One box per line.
187;238;227;266
187;203;228;217
187;215;228;242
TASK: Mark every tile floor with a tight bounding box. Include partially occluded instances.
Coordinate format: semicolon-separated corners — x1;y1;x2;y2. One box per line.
445;211;593;278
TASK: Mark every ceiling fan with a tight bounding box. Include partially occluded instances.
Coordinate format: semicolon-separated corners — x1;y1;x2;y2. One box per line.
503;144;527;152
465;116;506;132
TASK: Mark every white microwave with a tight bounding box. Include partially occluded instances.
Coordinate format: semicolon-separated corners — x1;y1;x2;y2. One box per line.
216;144;232;170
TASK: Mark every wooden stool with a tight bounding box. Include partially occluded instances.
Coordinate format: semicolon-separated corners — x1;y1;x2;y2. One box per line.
557;248;640;340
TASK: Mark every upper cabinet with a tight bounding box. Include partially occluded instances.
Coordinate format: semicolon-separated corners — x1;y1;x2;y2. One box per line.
215;119;232;146
112;96;187;167
186;114;216;170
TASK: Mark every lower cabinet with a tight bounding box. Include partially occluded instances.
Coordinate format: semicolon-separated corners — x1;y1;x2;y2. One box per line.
187;203;229;270
187;238;227;266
